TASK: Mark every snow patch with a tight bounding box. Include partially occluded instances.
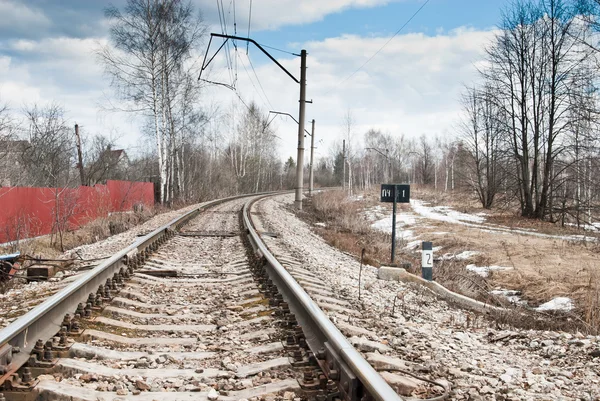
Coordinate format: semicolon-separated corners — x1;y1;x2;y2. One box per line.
411;200;486;225
443;251;480;260
371;216;416;240
490;288;525;305
466;264;513;277
535;297;574;312
405;240;421;250
363;205;388;221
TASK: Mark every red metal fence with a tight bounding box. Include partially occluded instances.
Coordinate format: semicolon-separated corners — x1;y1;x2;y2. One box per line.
0;180;154;243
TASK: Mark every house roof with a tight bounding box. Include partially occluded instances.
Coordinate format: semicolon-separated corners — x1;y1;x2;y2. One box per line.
110;149;125;158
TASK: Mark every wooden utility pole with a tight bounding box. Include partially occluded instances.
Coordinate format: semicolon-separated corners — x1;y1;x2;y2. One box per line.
75;124;85;186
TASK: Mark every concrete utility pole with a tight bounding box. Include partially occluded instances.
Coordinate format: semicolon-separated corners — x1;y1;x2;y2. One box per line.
342;140;346;190
199;34;308;209
295;49;307;210
366;147;390;183
309;119;315;195
74;124;85;186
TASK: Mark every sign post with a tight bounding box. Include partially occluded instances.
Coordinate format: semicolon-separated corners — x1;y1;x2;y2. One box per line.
380;184;410;265
421;241;433;281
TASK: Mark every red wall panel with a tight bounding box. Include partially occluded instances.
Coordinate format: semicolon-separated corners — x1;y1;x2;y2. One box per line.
0;181;154;243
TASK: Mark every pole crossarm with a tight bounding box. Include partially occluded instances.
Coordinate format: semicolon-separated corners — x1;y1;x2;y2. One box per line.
199;33;300;84
366;147;389;159
269;111;311;136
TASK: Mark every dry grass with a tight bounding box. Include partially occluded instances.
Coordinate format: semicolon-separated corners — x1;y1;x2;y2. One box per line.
408;187;600;332
0;207;159;259
302;188;600;334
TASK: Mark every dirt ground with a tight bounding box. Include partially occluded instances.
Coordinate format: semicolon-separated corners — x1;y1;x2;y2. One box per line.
414;214;599;305
407;188;600;312
307;187;600;331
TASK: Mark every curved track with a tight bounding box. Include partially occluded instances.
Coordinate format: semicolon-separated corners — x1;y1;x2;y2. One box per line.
0;193;423;401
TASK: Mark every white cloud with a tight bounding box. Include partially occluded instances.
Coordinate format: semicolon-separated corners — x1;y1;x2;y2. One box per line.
203;27;496;159
0;36;137;147
0;1;51;33
0;25;497;163
195;0;403;31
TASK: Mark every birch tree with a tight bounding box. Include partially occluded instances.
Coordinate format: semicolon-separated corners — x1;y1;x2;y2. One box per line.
99;0;204;203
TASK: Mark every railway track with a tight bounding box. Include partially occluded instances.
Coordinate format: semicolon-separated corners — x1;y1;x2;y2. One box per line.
0;192;440;401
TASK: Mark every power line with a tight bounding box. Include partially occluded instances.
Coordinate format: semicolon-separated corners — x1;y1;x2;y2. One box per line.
258;43;299;56
217;0;234;85
246;54;273;109
233;0;237;35
237;51;273;109
246;0;253;54
327;0;431;93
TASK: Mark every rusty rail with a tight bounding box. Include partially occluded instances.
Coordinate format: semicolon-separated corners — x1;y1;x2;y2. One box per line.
0;192;280;386
243;195;403;401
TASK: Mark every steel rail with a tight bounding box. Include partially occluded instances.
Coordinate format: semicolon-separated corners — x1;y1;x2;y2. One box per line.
0;191;282;385
243;195;403;401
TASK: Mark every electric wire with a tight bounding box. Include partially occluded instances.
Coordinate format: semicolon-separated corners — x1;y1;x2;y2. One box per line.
229;0;239;85
216;0;234;85
222;0;236;85
326;0;431;94
233;0;237;35
237;51;272;109
246;0;253;54
258;43;299;56
246;54;274;109
223;0;236;86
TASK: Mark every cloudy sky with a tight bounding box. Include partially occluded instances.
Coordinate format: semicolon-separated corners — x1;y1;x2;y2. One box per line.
0;0;505;160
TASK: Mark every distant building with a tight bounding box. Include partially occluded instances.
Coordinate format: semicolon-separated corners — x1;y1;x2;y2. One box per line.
86;146;131;185
108;149;130;172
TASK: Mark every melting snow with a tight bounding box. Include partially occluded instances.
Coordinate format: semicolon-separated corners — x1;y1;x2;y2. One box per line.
491;288;525;305
363;205;387;221
443;251;480;260
535;297;574;312
411;200;486;225
371;215;416;240
466;264;513;277
405;240;421;250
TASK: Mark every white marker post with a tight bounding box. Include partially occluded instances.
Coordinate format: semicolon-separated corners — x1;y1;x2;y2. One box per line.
422;241;433;281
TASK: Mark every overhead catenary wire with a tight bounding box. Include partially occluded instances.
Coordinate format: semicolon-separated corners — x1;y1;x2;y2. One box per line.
233;0;237;35
258;43;299;56
216;0;234;85
247;54;274;109
326;0;431;94
237;51;272;109
246;0;253;54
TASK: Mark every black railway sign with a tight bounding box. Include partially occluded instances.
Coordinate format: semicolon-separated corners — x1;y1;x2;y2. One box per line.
380;184;410;203
380;183;411;264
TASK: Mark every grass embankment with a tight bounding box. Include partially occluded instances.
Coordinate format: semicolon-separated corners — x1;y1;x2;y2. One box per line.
300;189;600;334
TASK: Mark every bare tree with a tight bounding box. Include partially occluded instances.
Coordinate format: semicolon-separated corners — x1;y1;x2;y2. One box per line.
341;110;356;194
459;85;505;208
99;0;205;203
21;103;74;188
0;101;19;187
